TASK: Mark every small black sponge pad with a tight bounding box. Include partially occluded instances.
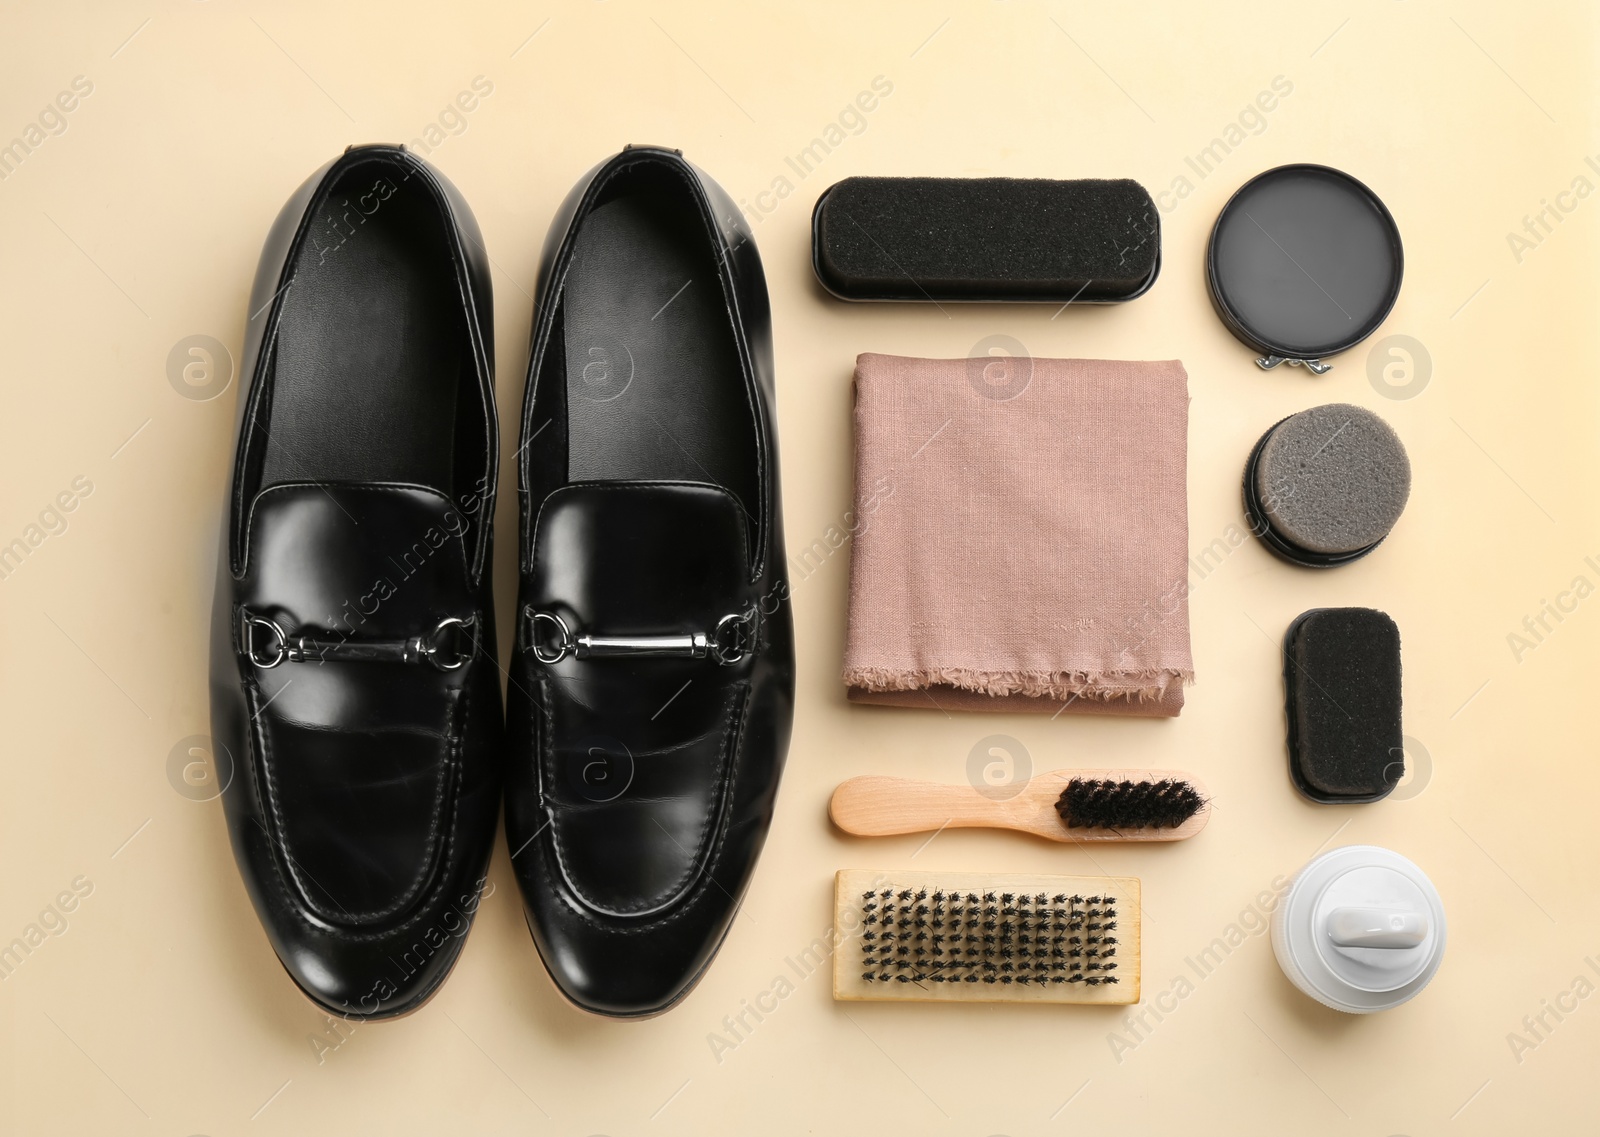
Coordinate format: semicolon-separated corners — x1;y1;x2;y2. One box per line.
812;177;1159;302
1245;403;1411;567
1284;608;1403;803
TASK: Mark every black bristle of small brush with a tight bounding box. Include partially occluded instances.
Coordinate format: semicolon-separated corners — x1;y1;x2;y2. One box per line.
1055;778;1205;831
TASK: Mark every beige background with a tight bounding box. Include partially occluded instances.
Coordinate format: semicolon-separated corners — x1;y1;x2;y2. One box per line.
2;1;1597;1133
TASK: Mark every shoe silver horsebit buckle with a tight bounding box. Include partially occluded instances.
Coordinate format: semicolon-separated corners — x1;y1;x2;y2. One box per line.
241;611;476;672
525;607;757;667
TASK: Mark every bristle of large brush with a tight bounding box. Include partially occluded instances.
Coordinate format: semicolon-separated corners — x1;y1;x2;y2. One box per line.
858;889;1118;987
1055;778;1204;830
834;870;1140;1004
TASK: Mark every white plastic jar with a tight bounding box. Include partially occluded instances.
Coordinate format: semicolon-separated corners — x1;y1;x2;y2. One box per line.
1271;844;1447;1013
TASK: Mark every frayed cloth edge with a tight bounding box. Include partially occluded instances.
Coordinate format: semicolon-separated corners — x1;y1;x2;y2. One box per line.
841;665;1195;703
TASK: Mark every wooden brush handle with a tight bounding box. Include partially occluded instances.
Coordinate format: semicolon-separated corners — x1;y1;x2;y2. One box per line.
829;768;1211;844
830;775;1031;836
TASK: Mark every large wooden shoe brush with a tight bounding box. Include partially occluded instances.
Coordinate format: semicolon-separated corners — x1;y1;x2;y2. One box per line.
830;769;1211;843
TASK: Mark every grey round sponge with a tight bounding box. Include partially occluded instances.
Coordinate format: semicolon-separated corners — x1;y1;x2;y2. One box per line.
1255;403;1410;556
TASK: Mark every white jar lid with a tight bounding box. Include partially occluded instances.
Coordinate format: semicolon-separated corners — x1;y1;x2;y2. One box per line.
1271;845;1446;1013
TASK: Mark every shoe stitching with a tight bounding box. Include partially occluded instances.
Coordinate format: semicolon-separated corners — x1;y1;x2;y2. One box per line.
241;650;480;942
540;682;742;917
537;685;751;937
246;599;471;927
255;688;451;925
526;682;753;935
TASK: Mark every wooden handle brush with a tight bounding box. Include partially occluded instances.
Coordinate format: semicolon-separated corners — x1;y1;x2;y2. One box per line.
829;768;1211;843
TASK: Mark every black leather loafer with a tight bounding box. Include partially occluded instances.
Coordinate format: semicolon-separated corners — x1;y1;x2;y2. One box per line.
209;145;502;1020
506;146;794;1018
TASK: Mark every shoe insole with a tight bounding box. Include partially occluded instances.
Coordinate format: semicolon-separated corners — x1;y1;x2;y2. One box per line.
261;168;461;494
561;185;757;520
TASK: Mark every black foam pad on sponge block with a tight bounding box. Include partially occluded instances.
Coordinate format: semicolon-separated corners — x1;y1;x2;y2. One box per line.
811;177;1160;302
1283;608;1403;803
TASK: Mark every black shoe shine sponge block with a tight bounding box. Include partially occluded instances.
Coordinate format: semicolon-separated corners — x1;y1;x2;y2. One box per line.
811;177;1159;303
1283;608;1403;804
1244;403;1411;568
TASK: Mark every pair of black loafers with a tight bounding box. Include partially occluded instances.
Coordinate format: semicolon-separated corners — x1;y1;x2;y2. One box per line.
209;144;793;1020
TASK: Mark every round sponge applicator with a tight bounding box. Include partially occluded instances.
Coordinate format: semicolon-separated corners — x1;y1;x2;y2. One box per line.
1244;403;1411;567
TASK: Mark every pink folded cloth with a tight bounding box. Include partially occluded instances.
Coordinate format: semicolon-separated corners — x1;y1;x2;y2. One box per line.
843;352;1193;716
